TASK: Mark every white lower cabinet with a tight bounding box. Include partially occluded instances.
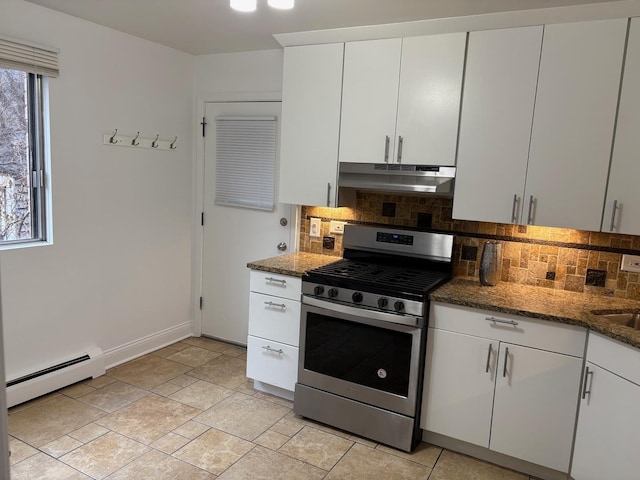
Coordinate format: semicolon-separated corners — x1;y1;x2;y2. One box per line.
246;270;301;399
571;333;640;480
422;303;586;474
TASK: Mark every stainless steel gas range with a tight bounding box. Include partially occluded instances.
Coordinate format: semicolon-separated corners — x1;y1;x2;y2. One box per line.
294;224;454;452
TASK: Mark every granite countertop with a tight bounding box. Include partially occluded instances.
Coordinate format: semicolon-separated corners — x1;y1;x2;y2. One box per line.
246;252;340;277
431;277;640;349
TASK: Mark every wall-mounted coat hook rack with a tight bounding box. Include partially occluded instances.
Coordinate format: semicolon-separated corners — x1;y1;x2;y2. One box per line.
103;129;178;151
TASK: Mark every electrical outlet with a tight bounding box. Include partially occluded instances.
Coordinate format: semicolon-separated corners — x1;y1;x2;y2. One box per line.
310;217;321;238
621;254;640;272
329;221;347;235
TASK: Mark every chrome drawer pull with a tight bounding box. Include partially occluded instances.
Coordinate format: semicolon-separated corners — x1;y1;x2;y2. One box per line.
265;277;286;285
511;194;518;224
485;343;493;373
384;135;390;163
262;346;284;355
486;317;519;327
503;347;509;378
609;200;618;232
582;367;593;399
264;301;286;310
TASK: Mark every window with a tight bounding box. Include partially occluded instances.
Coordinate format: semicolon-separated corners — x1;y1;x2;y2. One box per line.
0;36;57;247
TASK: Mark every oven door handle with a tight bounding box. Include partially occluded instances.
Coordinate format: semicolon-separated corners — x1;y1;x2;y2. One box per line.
302;295;423;328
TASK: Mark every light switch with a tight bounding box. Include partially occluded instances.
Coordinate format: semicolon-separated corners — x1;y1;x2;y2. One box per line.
329;221;347;235
310;217;321;238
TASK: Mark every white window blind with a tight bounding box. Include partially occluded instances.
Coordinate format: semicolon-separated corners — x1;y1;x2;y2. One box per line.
215;116;277;211
0;35;59;77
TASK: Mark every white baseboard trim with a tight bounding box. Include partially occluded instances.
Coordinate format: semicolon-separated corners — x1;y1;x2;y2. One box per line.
104;321;194;370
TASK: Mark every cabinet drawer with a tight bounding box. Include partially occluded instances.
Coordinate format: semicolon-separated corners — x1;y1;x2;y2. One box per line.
246;336;298;392
249;270;301;301
248;292;301;347
430;302;586;357
587;332;640;386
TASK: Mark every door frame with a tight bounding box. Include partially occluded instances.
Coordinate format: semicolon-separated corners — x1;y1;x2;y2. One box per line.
192;92;300;337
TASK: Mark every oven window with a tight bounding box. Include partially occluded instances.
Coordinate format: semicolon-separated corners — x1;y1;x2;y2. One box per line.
304;312;412;397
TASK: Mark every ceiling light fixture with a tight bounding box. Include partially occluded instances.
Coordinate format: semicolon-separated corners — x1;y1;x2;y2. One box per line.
230;0;293;12
230;0;257;12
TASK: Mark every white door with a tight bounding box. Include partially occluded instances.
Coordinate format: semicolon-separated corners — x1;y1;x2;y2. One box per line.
201;102;294;345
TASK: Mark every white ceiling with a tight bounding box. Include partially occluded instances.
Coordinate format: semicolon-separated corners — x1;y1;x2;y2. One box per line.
26;0;623;55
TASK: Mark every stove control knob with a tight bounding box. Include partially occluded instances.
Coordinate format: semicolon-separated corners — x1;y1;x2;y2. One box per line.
377;297;389;309
352;292;363;303
328;288;339;298
394;301;405;312
313;285;325;296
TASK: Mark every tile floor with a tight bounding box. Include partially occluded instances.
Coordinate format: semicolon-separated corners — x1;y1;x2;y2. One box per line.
7;336;541;479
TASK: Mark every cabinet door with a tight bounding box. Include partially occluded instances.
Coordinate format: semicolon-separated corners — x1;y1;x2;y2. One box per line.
246;336;298;392
452;26;542;224
491;343;582;473
572;362;640;480
339;38;402;164
524;19;627;230
421;328;497;448
603;18;640;235
395;33;466;166
279;43;343;206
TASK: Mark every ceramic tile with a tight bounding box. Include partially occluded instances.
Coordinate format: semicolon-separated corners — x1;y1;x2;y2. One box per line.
218;445;326;480
169;374;200;388
40;435;83;458
152;381;184;396
234;379;257;395
8;394;106;447
172;428;254;475
84;375;117;389
11;452;92;480
376;441;443;468
150;432;191;454
253;390;294;408
8;436;38;466
269;412;309;437
279;426;353;470
68;423;110;443
77;380;148;412
181;336;241;354
254;429;290;450
169;379;234;410
167;346;222;367
61;431;149;479
96;394;199;444
325;443;431;480
189;354;249;389
195;392;289;441
60;382;96;399
172;420;210;439
150;343;190;358
429;450;529;480
8;392;61;414
348;434;378;448
108;355;192;390
106;449;215;479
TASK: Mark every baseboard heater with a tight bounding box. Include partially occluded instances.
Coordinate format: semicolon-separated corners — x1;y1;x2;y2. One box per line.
6;346;105;408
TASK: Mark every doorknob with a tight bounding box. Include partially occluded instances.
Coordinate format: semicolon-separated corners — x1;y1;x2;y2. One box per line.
277;242;287;251
280;217;288;226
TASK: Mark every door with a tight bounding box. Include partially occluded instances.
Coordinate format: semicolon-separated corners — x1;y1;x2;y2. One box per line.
421;328;496;448
201;102;294;344
490;343;582;472
572;362;640;480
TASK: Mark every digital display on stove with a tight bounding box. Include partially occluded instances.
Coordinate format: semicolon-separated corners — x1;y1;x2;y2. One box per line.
376;232;414;245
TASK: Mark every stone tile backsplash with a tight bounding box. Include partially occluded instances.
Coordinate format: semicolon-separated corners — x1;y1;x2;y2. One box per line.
299;192;640;300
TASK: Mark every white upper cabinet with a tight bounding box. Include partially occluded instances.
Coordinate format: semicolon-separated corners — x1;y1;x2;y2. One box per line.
603;18;640;235
279;43;344;207
524;19;627;230
339;34;466;166
453;26;543;224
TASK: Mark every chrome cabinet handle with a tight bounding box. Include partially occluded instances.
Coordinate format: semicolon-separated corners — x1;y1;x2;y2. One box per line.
511;194;518;224
485;343;493;373
397;136;403;163
503;347;509;378
262;345;284;355
609;200;618;232
582;367;593;399
527;195;535;225
384;135;390;163
486;317;519;327
265;277;286;285
326;182;332;207
264;301;286;309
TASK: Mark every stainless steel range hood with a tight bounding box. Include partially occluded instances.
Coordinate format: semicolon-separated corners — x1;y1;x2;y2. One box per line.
338;163;456;195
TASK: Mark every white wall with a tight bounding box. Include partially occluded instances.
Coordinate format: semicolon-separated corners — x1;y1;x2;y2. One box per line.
0;0;194;378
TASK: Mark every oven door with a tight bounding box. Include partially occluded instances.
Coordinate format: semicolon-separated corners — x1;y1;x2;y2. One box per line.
298;296;424;417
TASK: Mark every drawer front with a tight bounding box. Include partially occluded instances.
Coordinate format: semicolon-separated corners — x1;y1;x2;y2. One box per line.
250;270;302;301
430;302;586;357
248;292;301;347
587;332;640;385
246;336;298;392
